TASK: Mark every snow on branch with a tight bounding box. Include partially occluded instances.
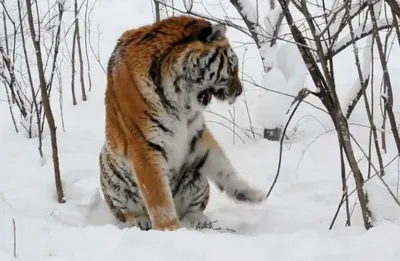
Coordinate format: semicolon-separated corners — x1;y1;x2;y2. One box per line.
344;35;373;119
229;0;289;71
344;0;384;119
332;18;394;56
319;0;370;39
228;1;265;43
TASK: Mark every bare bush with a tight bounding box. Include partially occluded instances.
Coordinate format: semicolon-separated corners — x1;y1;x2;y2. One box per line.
276;0;400;230
153;0;400;230
0;0;98;203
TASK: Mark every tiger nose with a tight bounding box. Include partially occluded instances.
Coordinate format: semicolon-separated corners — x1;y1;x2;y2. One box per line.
235;86;243;97
230;77;243;97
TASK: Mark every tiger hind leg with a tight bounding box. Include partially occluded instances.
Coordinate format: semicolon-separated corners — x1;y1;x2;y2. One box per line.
101;174;152;231
103;188;152;230
102;188;126;223
99;144;152;230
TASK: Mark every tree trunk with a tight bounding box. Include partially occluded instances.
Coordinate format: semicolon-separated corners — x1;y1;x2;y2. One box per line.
25;0;65;203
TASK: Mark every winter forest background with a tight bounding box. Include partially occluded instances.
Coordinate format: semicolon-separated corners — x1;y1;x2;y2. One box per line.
1;0;400;260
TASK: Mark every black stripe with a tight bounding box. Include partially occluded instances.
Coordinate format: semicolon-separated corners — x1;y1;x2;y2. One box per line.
149;51;180;118
105;155;125;178
195;68;206;84
185;20;212;42
189;128;204;154
172;150;209;198
189;136;199;154
136;86;153;107
209;72;215;81
197;26;213;42
189;190;206;208
173;77;182;93
111;196;123;204
132;122;146;139
122;31;146;47
133;123;168;161
145;111;174;135
136;26;167;44
206;49;219;68
147;141;168;161
149;53;164;88
105;154;130;187
172;170;188;197
194;150;209;172
215;52;225;82
155;86;179;118
122;172;137;188
189;196;204;208
111;183;121;192
124;189;139;203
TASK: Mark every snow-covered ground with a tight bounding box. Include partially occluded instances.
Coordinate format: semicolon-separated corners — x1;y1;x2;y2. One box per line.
1;0;400;260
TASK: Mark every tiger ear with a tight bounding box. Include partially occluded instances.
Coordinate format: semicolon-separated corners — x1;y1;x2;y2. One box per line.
197;23;227;42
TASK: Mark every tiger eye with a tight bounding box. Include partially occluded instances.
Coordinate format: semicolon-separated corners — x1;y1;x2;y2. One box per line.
198;89;212;106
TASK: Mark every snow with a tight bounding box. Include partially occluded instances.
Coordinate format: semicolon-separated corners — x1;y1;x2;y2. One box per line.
259;43;278;69
259;6;282;69
1;0;400;260
235;0;259;24
254;68;289;129
254;42;307;129
275;42;308;90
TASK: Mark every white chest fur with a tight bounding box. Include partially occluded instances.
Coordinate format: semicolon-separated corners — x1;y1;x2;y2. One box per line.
147;82;206;169
159;109;204;171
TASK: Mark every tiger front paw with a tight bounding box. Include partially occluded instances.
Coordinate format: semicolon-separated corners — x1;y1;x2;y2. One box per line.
125;213;152;231
233;187;266;203
152;216;181;231
181;211;213;230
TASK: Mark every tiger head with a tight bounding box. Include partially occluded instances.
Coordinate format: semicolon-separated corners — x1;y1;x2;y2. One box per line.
173;21;243;106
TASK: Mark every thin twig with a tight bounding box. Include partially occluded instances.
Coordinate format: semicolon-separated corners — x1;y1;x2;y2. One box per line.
12;218;17;257
266;90;309;198
350;133;400;207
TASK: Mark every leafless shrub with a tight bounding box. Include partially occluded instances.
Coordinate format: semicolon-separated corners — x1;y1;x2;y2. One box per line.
1;0;99;203
275;0;400;230
151;0;400;229
70;0;87;105
25;0;65;203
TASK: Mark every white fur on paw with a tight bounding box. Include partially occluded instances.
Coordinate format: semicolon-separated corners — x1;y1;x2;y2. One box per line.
127;215;152;231
234;187;266;203
181;212;212;230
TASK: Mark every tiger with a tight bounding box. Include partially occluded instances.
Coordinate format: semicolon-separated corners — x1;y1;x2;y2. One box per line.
99;15;266;232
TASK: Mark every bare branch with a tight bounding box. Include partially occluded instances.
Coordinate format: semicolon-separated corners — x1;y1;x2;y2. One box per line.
266;89;309;198
13;218;17;258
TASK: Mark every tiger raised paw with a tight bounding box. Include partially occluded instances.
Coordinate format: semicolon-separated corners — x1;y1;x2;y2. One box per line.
99;15;266;231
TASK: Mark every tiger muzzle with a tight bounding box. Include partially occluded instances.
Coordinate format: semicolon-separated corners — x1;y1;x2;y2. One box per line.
228;77;243;101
